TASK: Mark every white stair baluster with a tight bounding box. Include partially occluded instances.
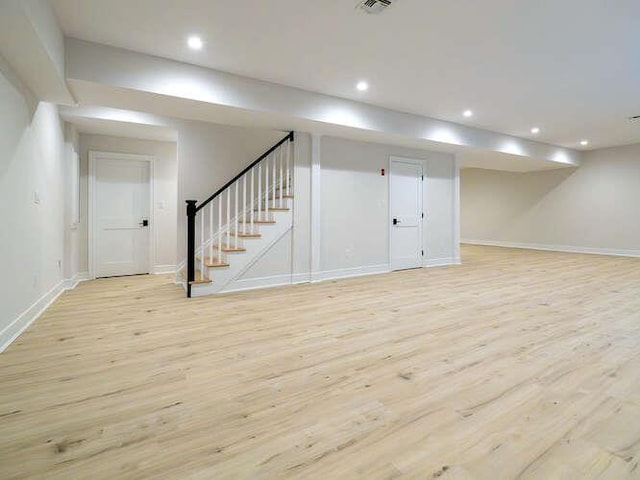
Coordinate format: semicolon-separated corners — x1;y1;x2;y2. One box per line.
218;197;222;261
209;202;213;260
286;140;290;197
234;181;239;249
258;164;262;222
250;168;255;233
279;146;283;207
226;189;230;248
272;151;276;206
200;212;204;277
242;174;246;235
265;159;269;218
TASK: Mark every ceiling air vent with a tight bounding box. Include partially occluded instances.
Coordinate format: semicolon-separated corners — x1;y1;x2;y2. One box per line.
357;0;393;14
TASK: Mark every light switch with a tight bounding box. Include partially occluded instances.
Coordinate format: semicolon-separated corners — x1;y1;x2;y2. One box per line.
33;190;40;204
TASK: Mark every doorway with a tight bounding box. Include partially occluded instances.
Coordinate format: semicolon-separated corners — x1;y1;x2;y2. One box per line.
89;152;153;278
389;157;423;270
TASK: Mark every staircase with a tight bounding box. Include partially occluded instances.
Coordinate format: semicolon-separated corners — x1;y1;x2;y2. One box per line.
178;132;295;297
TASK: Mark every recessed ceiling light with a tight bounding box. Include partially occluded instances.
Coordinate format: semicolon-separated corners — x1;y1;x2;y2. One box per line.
580;140;589;146
463;110;473;118
356;81;369;92
531;127;540;134
187;36;203;50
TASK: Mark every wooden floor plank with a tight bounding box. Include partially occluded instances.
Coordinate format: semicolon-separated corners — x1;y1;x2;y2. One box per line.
1;245;640;479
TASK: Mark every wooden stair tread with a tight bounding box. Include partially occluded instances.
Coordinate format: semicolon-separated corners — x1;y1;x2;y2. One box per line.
255;207;290;211
180;269;212;285
212;244;246;252
196;257;230;268
190;275;212;285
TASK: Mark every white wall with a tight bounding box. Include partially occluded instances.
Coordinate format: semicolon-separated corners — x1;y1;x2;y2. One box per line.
320;136;458;275
63;122;80;281
78;134;178;273
461;144;640;256
0;57;68;349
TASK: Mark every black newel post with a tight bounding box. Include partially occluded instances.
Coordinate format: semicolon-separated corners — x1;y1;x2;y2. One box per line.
186;200;197;298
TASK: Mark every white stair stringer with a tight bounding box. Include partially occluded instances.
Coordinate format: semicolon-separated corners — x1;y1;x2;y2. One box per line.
189;209;293;297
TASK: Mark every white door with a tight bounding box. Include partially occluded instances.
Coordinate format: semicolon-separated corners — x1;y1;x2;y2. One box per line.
390;159;423;270
93;157;151;277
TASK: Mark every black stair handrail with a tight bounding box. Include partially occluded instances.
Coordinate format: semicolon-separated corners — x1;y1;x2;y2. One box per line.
185;131;294;297
195;131;294;213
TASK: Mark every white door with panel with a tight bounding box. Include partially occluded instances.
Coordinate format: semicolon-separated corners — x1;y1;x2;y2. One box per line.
390;159;423;270
93;157;151;278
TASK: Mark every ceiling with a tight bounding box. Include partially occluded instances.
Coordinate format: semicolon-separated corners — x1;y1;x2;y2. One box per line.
50;0;640;150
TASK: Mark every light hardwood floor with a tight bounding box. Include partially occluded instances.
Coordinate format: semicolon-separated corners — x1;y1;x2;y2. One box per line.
2;245;640;479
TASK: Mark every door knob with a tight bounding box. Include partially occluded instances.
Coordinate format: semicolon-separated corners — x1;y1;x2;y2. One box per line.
393;218;400;225
140;219;149;227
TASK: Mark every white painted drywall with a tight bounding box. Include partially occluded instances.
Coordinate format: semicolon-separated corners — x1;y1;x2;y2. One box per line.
320;136;457;273
78;134;178;272
0;58;67;347
461;144;640;255
62;122;81;280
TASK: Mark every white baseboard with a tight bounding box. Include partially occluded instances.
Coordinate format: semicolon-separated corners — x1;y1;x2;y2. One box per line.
291;272;311;284
224;272;311;294
424;257;461;267
219;259;466;293
224;273;295;293
462;239;640;258
74;271;90;281
1;281;65;353
317;264;390;282
65;271;89;289
1;272;90;353
153;264;176;274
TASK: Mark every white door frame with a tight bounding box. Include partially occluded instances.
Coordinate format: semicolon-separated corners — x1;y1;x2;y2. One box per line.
389;156;424;270
88;151;155;280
